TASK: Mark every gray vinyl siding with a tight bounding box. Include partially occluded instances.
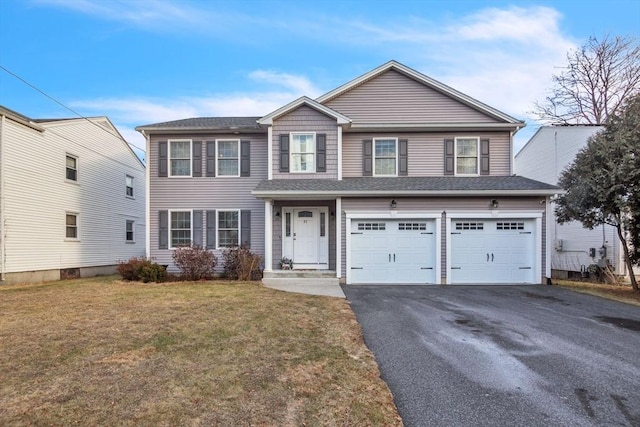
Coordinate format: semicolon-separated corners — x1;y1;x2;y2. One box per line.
272;105;338;179
325;70;497;124
342;132;512;177
148;133;267;272
340;197;547;283
1;116;146;274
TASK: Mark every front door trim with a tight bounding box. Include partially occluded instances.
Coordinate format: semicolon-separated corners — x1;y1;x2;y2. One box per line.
282;206;329;269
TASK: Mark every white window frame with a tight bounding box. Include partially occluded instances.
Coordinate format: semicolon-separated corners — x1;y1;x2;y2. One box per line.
65;153;78;182
65;212;79;241
217;209;240;249
169;209;192;249
216;139;240;177
373;137;398;177
168;139;192;178
290;132;316;173
126;175;134;198
454;137;480;176
125;219;135;243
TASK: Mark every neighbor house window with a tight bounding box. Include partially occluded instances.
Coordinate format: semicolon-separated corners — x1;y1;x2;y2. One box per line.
66;154;78;181
126;220;135;242
290;133;315;173
170;211;191;247
66;213;79;239
455;137;479;175
217;139;240;176
374;138;397;176
126;175;134;197
169;140;192;177
218;210;239;248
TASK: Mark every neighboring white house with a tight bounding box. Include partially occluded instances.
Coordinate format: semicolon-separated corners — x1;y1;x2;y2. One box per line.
0;105;146;284
515;124;630;278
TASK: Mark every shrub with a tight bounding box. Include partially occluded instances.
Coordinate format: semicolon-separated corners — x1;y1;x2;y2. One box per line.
117;257;167;283
172;245;217;281
222;246;264;280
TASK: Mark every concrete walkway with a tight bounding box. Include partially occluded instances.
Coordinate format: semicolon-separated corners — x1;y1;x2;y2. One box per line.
262;281;346;298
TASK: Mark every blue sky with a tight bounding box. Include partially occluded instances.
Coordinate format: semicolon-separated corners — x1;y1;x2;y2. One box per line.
1;0;639;160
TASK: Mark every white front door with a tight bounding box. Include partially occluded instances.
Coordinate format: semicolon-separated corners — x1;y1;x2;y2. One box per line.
293;209;319;264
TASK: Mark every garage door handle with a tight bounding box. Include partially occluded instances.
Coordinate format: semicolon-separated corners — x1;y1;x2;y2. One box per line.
421;267;433;270
421;232;433;235
351;232;363;235
393;254;396;262
491;253;494;262
351;267;363;270
452;267;461;270
519;267;531;269
487;253;489;262
389;254;391;262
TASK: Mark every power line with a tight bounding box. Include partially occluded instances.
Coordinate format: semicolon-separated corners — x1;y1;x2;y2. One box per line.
0;64;146;156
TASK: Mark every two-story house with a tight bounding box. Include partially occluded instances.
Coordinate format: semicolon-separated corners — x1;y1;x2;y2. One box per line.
137;61;558;286
0;105;146;285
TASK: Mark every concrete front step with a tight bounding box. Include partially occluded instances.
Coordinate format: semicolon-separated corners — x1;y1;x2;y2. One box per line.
262;277;340;287
263;270;337;279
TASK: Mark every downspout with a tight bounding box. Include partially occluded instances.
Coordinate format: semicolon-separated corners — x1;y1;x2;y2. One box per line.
0;114;5;281
142;129;151;259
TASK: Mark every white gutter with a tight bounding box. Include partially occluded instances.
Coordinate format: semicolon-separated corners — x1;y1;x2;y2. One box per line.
142;129;151;259
0;114;5;280
252;189;564;199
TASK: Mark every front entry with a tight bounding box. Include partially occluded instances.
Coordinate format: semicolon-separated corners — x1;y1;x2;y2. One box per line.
282;207;329;269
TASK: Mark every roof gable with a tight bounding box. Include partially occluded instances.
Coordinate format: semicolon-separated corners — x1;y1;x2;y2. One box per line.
258;96;351;125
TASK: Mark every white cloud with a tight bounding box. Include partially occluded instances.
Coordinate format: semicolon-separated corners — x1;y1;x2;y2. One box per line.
249;70;322;98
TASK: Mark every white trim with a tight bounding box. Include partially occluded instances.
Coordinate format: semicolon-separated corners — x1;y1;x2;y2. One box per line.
281;206;329;269
445;211;543;285
216;209;241;249
454;136;480;176
168;139;192;178
373;137;399;177
0;114;4;280
336;197;342;278
258;96;351;125
267;126;273;180
337;126;343;181
215;138;241;177
125;174;134;198
125;219;136;243
289;132;316;174
545;197;552;279
64;211;80;242
264;201;273;272
345;211;442;285
168;209;193;249
347;123;524;131
253;189;562;198
65;152;79;182
144;131;150;258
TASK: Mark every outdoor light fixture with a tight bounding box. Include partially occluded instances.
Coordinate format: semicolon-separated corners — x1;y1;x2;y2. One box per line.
274;210;281;218
490;199;499;209
390;199;397;209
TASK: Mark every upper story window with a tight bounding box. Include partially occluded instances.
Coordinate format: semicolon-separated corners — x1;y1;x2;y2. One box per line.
290;133;315;173
66;154;78;181
126;175;134;197
217;139;240;176
65;212;79;240
169;140;192;177
170;210;192;248
218;210;239;248
455;137;479;175
374;138;397;176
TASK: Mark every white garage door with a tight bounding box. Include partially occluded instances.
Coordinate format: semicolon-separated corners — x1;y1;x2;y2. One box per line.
450;219;536;284
350;219;437;284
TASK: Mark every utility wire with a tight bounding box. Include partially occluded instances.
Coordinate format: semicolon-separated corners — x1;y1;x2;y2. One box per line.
0;64;146;156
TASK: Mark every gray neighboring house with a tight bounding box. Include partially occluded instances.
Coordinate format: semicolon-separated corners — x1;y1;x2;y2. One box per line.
0;105;146;284
137;60;559;286
515;125;635;279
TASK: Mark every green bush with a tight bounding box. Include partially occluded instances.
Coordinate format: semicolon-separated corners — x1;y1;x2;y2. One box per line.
139;263;168;283
172;245;217;281
222;246;264;280
117;257;167;283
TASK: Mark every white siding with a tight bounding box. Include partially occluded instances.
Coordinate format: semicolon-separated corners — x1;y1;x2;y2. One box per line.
515;126;625;275
1;116;146;274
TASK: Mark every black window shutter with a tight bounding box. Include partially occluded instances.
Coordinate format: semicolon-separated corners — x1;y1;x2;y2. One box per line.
206;210;216;249
206;141;216;177
444;139;455;175
192;141;202;177
158;141;168;177
316;134;326;172
193;210;203;247
363;139;373;176
240;140;250;177
480;139;490;175
398;139;408;176
241;210;251;247
159;210;168;249
279;134;290;172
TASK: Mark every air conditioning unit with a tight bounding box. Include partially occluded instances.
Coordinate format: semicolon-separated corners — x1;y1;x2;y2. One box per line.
554;239;563;251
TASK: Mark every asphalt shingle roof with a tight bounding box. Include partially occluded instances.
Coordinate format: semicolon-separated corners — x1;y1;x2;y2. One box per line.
136;117;262;130
253;176;559;194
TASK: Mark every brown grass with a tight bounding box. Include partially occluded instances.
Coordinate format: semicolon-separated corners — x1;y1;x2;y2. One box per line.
554;279;640;306
0;277;402;426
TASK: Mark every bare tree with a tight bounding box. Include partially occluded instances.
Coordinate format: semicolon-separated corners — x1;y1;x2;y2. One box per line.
533;35;640;124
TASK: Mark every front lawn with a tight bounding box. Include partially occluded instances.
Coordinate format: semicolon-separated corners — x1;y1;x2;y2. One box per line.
0;277;401;426
554;279;640;306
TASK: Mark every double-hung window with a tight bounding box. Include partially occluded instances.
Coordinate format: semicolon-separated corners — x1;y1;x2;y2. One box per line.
170;211;191;247
126;175;134;197
217;139;240;176
218;210;239;248
374;138;397;176
169;140;192;177
290;133;315;173
126;220;135;242
455;137;479;175
66;213;79;240
66;154;78;181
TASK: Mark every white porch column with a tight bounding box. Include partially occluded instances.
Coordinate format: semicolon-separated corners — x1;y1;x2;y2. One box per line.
336;197;342;278
264;200;273;272
337;126;343;180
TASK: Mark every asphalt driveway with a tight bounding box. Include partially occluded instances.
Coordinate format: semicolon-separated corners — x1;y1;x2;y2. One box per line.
344;285;640;427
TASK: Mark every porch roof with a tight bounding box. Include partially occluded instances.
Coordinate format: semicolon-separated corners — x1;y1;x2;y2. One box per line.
252;176;561;199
